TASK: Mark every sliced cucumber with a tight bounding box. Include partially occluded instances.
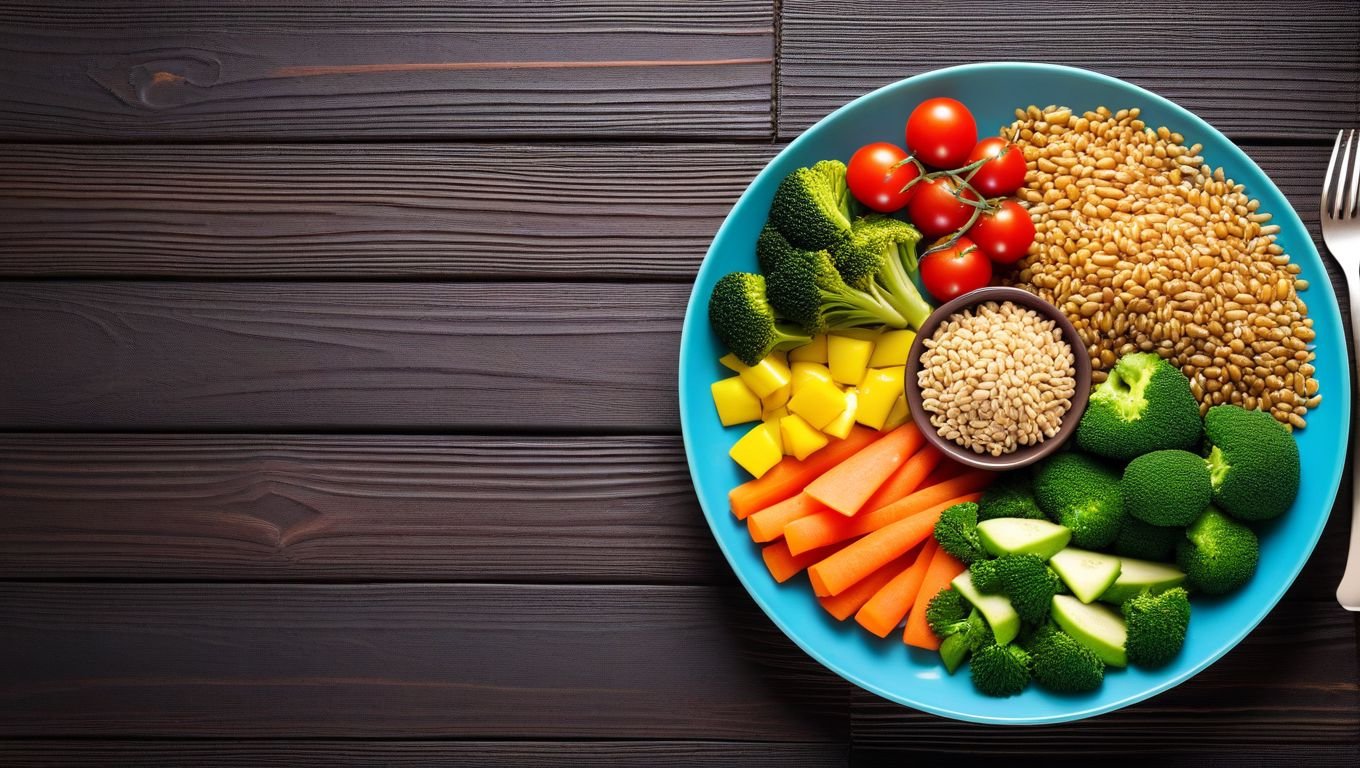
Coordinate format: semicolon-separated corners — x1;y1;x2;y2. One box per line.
1051;594;1127;667
939;632;969;674
952;571;1020;645
1099;557;1187;605
976;517;1072;560
1050;548;1122;604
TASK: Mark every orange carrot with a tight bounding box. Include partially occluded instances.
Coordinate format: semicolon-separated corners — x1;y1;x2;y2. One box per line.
816;549;919;620
920;458;967;487
805;423;924;516
762;540;840;583
903;546;967;650
855;538;939;638
747;493;825;543
807;498;948;596
729;426;878;519
859;443;943;515
785;470;992;555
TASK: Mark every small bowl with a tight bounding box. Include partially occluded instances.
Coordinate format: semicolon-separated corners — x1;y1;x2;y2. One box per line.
904;286;1092;471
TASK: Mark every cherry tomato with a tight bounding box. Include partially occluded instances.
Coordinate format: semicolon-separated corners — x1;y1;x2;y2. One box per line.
846;142;921;212
918;237;992;302
966;137;1028;197
907;177;979;239
967;200;1037;264
906;97;978;169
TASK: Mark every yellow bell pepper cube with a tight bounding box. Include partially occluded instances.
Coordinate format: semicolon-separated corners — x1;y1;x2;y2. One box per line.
856;367;906;430
717;353;791;399
869;330;916;368
883;394;910;431
780;413;830;461
763;405;789;424
729;420;783;478
762;383;791;413
822;387;858;439
788;334;829;364
788;376;849;430
791;362;835;392
710;376;762;427
828;334;875;386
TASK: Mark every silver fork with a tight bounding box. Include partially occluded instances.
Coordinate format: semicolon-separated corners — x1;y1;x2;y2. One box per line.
1322;129;1360;610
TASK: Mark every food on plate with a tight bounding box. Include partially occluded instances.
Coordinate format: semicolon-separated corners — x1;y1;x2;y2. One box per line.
951;571;1020;646
909;176;981;240
906;97;979;169
708;272;812;366
830;216;931;328
1113;516;1182;561
977;473;1046;521
728;425;879;517
1175;505;1260;595
847;141;921;213
1121;587;1191;668
770;160;853;249
969;643;1032;698
1008;105;1318;428
1203;404;1301;521
926;587;994;674
856;538;937;638
902;545;969;649
917;300;1077;456
974;553;1062;625
1048;547;1122;604
976;516;1071;559
710;376;763;427
728;420;783;478
1099;557;1186;605
1051;594;1128;667
1075;351;1203;460
932;501;988;564
917;236;991;301
966;199;1036;264
1027;623;1105;693
1121;449;1213;527
1033;453;1126;550
965;136;1027;197
804;423;922;515
761;228;915;331
720;351;790;398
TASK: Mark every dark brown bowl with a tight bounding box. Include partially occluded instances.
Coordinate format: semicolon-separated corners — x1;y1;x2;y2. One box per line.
904;286;1092;471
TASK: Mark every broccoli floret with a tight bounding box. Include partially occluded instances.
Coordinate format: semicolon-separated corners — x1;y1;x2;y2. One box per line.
927;588;994;673
707;272;813;365
978;472;1045;521
970;644;1032;697
1176;506;1259;595
1076;352;1203;461
992;554;1062;625
1122;449;1212;527
925;586;969;636
1027;624;1105;693
828;216;932;329
769;160;853;250
1122;587;1191;668
1114;517;1182;561
1034;453;1127;550
933;502;987;564
760;228;910;333
1203;404;1301;521
969;559;1004;593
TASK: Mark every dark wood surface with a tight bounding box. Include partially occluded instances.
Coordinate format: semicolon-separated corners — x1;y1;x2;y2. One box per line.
0;1;1357;766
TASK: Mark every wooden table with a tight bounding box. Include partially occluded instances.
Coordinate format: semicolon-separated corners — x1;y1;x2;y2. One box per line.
1;2;1358;764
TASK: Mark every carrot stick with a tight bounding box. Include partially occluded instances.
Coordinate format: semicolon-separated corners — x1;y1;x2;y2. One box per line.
729;426;878;519
816;549;919;620
762;540;840;583
805;423;924;516
859;443;943;516
807;497;950;596
903;546;967;650
785;470;992;555
747;493;825;543
855;538;939;638
922;458;967;487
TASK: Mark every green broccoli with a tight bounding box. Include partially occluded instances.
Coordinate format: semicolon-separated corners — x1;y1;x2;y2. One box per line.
933;502;987;564
828;216;932;329
769;160;853;250
968;559;1003;593
1122;587;1191;668
1114;517;1182;561
1076;352;1203;461
992;554;1062;625
1033;453;1127;550
926;587;994;673
760;228;910;333
1026;624;1105;693
707;272;813;365
978;472;1045;521
1176;506;1259;595
970;644;1032;697
1122;449;1212;527
1203;404;1301;521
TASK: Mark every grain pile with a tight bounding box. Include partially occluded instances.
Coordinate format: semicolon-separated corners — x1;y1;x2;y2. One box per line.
1008;105;1318;428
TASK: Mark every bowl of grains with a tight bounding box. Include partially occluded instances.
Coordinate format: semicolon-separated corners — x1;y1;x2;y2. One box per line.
906;286;1091;469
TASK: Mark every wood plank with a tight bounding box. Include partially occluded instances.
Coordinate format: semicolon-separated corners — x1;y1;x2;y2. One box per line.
0;434;725;582
0;741;848;768
778;0;1360;140
0;282;685;431
0;0;773;140
0;583;852;739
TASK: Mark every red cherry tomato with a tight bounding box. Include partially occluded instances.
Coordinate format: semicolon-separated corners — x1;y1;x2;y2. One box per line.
967;200;1037;264
846;142;921;212
966;137;1028;197
906;97;978;169
907;177;979;239
918;237;992;302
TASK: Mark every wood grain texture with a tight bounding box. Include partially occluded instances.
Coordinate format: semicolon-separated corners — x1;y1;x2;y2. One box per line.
0;434;723;582
0;143;1328;279
0;0;773;140
778;0;1360;140
0;583;852;739
0;282;684;431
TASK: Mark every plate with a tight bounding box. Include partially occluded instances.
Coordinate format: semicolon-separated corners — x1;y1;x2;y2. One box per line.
677;62;1350;724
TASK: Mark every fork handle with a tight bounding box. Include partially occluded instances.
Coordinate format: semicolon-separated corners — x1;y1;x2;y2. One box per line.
1336;280;1360;610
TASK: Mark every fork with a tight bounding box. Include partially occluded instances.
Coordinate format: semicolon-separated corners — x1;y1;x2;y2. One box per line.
1322;129;1360;610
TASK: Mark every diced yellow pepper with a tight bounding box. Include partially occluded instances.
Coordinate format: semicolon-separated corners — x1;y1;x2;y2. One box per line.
763;405;789;424
762;383;791;413
718;353;791;399
788;376;850;430
856;367;906;430
729;420;783;478
828;334;875;386
788;334;829;364
869;330;916;368
710;376;762;427
823;387;859;439
718;353;745;373
791;361;835;392
780;413;830;461
883;394;911;431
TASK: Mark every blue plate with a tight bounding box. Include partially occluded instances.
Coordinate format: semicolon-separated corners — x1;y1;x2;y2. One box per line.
678;62;1350;724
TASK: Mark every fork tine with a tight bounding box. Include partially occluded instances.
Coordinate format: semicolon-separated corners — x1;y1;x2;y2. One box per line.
1347;129;1360;219
1324;129;1343;218
1336;130;1354;220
